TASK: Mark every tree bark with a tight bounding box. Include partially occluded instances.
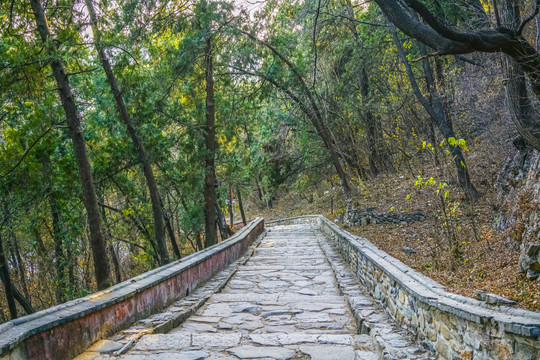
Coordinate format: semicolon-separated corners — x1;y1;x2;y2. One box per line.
29;0;111;290
345;0;388;176
375;0;540;151
165;194;182;259
11;283;34;315
391;24;479;200
228;188;234;228
163;205;182;259
0;232;17;319
236;188;247;226
41;153;67;303
240;30;353;214
215;202;234;241
85;0;169;266
203;32;219;248
8;229;31;307
97;193;122;284
500;0;540;153
194;232;204;252
359;68;381;178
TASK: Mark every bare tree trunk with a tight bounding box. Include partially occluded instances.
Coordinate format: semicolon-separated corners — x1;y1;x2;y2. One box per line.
345;0;388;175
215;201;234;241
500;0;539;152
97;193;122;284
41;154;67;303
195;232;204;252
434;57;453;132
240;30;353;214
85;0;169;265
255;181;263;202
163;206;182;259
236;188;247;226
30;0;111;290
8;230;31;306
203;32;219;248
375;0;540;151
11;283;34;315
391;24;479;200
228;187;234;227
0;232;17;319
360;68;381;177
165;194;182;259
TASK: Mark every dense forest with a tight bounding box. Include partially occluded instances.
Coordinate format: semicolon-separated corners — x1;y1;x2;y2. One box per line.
1;0;540;321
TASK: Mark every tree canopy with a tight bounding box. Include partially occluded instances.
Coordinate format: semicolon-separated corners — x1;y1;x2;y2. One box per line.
1;0;540;320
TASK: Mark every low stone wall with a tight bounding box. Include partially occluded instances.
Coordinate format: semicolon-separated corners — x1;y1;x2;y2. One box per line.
267;216;540;360
0;218;264;360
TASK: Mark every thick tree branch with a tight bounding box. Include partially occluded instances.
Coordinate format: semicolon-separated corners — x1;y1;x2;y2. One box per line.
518;0;540;34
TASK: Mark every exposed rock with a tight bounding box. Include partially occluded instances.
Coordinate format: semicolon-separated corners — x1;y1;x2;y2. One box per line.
402;247;416;255
519;242;540;279
496;148;540;280
344;208;427;227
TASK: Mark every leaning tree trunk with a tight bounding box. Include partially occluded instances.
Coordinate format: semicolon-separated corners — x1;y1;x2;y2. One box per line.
345;0;388;176
240;30;354;215
391;24;479;200
10;283;34;315
236;188;247;226
419;41;479;200
29;0;111;290
374;0;540;151
8;228;31;307
85;0;169;265
162;201;182;259
97;193;122;284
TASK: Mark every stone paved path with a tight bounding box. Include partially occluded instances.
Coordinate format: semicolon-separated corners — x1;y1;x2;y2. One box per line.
120;224;379;359
79;224;432;360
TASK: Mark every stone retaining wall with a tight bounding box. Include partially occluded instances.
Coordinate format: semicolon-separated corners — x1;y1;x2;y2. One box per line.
267;216;540;360
0;218;264;360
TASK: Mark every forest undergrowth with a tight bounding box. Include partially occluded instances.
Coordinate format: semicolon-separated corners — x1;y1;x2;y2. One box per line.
252;144;540;312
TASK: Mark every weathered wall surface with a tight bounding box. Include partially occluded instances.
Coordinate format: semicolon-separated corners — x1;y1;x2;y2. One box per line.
0;218;264;360
268;216;540;360
495;148;540;280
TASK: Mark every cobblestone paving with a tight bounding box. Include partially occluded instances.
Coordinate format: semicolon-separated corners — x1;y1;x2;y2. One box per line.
78;224;432;360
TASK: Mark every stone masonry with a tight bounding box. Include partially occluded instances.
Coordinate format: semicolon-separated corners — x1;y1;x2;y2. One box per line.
79;223;432;359
271;216;540;360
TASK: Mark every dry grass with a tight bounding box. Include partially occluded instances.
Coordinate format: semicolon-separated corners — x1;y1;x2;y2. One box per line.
252;149;540;312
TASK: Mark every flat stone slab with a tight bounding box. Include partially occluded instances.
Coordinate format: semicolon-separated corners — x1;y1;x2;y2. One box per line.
114;224;390;359
227;346;295;359
86;340;123;354
122;351;208;360
133;334;191;351
192;334;242;348
299;345;356;360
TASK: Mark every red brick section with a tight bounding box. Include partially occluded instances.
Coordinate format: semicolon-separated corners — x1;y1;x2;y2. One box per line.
0;218;264;360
